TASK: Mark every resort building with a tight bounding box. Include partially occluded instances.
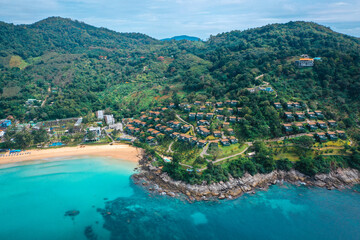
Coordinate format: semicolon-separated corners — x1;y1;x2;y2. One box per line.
295;112;306;121
230;100;238;106
315;111;324;119
308;122;318;131
220;138;230;146
197;120;210;126
316;132;327;142
295;123;306;132
197;140;207;148
274;102;282;109
307;112;317;120
217;115;224;121
328;120;337;128
336;130;347;139
213;131;221;137
196;113;204;120
189;113;196;121
284;112;295;121
229;116;237;123
326;132;338;141
181;125;191;133
206;113;215;120
229;136;238;144
317;121;328;130
295;58;314;67
283;124;293;133
104;115;115;125
96;110;104;120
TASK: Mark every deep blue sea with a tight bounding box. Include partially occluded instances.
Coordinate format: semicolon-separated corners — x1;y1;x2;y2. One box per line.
0;157;359;240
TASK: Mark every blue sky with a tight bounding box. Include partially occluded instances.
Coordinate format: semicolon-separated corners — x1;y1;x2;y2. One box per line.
0;0;359;39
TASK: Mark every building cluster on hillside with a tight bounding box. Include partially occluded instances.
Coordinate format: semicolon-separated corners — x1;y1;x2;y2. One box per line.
295;54;321;67
276;101;346;142
0;118;13;140
123;100;243;147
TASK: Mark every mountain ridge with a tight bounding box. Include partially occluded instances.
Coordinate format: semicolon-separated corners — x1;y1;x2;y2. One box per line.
161;35;201;41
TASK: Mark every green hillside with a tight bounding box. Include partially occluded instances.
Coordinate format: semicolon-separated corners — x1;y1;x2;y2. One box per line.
0;18;359;140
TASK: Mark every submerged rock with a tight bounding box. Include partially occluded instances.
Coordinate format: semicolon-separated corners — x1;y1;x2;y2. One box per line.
64;210;80;217
84;226;97;240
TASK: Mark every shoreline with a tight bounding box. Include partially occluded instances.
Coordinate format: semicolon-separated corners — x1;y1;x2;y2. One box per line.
133;164;360;201
0;144;143;165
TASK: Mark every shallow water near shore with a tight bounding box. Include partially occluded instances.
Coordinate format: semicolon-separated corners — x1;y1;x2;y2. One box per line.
0;157;359;240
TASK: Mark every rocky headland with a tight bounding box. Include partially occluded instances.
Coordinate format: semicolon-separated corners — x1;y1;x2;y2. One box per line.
132;164;360;201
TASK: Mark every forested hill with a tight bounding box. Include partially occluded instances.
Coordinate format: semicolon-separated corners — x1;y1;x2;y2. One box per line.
178;21;360;108
0;18;359;138
0;17;158;58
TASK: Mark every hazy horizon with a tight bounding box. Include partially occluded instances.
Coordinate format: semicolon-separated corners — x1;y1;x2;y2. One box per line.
0;0;359;39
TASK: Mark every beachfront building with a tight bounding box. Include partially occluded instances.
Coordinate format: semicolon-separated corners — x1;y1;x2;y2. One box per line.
146;136;156;144
104;115;115;125
96;110;104;120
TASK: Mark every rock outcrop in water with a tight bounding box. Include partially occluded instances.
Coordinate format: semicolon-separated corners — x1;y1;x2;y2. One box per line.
133;165;360;201
64;210;80;217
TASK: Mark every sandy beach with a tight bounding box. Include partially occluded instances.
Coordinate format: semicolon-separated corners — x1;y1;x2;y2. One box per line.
0;144;143;165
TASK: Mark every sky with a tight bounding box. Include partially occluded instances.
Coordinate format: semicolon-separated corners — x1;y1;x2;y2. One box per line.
0;0;359;39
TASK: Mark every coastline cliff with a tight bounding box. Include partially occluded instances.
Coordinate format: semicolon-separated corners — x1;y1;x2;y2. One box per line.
133;163;360;201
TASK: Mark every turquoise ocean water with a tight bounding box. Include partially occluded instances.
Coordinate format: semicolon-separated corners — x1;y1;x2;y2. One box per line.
0;157;359;240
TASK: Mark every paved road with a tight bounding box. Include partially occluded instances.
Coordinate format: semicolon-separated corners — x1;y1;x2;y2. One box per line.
176;114;195;134
103;127;115;144
200;143;209;158
167;141;174;153
199;143;251;171
265;133;309;142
